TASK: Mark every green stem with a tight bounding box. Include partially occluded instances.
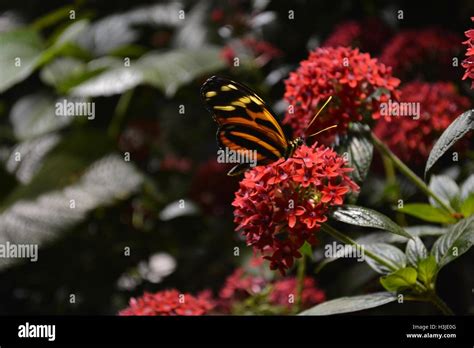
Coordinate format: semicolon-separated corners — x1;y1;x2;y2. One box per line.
381;154;407;226
321;224;398;273
108;89;134;139
428;291;454;316
295;254;306;312
371;133;456;215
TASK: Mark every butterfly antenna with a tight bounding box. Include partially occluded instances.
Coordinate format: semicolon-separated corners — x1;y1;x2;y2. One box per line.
305;96;333;131
306;125;338;139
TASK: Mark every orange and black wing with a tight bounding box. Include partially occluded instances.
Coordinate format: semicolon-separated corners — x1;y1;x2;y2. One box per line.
200;76;290;175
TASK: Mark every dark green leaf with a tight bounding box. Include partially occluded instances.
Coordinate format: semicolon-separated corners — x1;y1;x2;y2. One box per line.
425;109;474;176
70;47;225;98
9;93;73;140
0;29;44;93
405;237;428;267
299;292;397;315
335;123;373;185
431;216;474;269
428;175;460;210
364;243;406;274
331;205;413;239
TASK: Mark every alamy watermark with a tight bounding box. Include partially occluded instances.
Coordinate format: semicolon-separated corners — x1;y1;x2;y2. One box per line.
55;99;95;120
324;241;365;262
0;242;38;262
380;99;420;120
217;147;257;167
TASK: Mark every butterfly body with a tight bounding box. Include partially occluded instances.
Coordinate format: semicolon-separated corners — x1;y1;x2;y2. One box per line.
201;75;304;175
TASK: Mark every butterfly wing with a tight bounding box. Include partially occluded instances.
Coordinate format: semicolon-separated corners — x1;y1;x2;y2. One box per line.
201;76;290;174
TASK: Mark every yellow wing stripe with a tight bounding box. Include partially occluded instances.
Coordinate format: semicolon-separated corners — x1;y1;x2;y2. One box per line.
229;130;282;157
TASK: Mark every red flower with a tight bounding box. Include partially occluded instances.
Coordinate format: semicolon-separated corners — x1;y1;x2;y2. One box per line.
219;268;267;301
269;277;325;309
323;18;391;54
221;37;282;67
283;47;400;141
218;263;325;313
462;17;474;88
380;28;461;80
374;82;470;164
118;289;213;316
232;143;358;274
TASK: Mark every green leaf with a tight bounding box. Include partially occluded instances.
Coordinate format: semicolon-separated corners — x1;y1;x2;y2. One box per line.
139;48;226;97
425;109;474;177
9;93;73;140
460;194;474;217
299;241;313;259
0;154;143;270
299;292;397;315
428;175;460;210
380;267;417;292
363;243;407;274
331;205;414;239
335;123;373;185
398;203;456;224
460;174;474;201
405;237;428;267
0;28;44;93
0;130;113;210
431;216;474;269
417;255;437;286
70;47;226;98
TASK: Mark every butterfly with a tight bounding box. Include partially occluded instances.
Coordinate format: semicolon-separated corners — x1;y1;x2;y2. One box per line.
200;75;335;175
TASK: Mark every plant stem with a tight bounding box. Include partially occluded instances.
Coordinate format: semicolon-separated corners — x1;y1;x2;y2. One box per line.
381;154;407;226
428;291;454;315
321;224;398;273
296;254;306;312
108;89;134;139
371;133;456;215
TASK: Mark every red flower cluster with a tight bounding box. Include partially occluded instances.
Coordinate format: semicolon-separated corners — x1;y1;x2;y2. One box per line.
218;266;325;312
118;289;213;316
269;277;325;309
232;143;358;274
374;82;470;164
221;37;282;67
283;47;400;140
323;19;391;54
462;17;474;88
380;28;461;79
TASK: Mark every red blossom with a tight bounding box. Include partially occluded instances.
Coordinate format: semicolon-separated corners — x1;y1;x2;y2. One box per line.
462;17;474;88
283;47;400;141
269;277;325;309
374;82;470;164
232;143;358;274
118;289;214;316
221;37;282;67
380;28;461;80
323;18;391;54
218;263;325;313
